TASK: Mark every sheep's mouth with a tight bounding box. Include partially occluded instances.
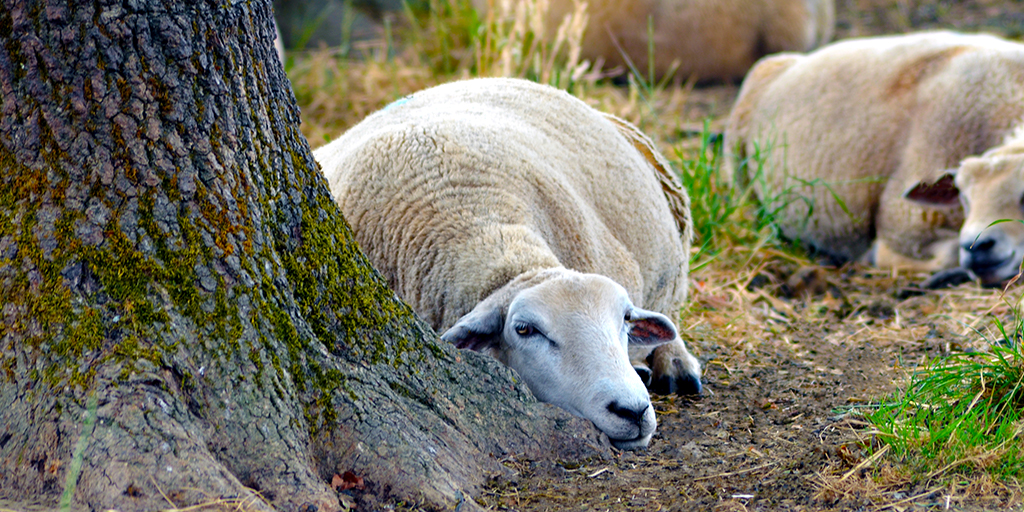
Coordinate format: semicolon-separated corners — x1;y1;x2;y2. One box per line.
969;251;1020;286
608;433;651;450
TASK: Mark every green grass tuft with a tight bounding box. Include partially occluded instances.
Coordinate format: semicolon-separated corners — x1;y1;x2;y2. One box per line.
867;296;1024;483
674;124;791;271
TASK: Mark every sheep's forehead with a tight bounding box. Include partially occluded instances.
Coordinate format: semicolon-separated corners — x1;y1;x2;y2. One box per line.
958;155;1024;195
512;275;629;326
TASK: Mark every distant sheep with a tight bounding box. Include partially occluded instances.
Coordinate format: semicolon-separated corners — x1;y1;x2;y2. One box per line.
315;77;701;449
725;31;1024;285
475;0;834;81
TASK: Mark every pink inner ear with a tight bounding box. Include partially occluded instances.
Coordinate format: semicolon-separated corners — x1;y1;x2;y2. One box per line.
454;334;491;352
630;318;675;344
442;307;504;352
904;173;959;206
445;327;489;351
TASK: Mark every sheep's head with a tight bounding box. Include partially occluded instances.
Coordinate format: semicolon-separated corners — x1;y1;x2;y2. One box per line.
904;150;1024;286
441;268;674;449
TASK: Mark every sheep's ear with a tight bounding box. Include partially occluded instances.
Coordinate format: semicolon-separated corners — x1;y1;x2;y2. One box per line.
441;306;503;352
626;307;678;346
903;171;960;206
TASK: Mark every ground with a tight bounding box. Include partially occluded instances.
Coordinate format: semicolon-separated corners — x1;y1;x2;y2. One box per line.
474;1;1024;511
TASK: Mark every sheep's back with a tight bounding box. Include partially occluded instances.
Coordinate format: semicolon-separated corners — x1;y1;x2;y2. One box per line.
540;0;834;81
315;78;688;330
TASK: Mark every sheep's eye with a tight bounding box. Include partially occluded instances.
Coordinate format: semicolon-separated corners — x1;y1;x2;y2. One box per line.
514;324;535;337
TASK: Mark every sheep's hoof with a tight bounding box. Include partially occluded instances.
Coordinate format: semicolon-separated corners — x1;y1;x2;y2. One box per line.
650;359;702;396
921;267;974;290
632;365;653;387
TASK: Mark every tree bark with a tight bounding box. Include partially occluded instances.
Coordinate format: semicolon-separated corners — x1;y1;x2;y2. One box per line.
0;1;608;510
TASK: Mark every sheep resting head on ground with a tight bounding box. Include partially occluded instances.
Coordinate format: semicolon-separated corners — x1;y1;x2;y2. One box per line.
442;268;697;449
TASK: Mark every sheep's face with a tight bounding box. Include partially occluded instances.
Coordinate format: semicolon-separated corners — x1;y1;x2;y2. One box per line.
441;270;676;449
955;153;1024;286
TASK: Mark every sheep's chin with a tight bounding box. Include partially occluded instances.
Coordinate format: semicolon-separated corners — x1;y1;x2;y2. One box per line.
976;252;1023;287
609;433;653;451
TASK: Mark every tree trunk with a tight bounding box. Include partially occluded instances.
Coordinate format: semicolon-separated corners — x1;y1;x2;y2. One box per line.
0;1;607;510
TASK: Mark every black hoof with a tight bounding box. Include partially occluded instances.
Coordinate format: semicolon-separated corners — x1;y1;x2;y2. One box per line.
633;366;653;387
921;267;974;290
651;372;702;396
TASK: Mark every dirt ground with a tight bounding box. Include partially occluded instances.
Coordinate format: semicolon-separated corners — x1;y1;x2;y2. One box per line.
475;2;1024;511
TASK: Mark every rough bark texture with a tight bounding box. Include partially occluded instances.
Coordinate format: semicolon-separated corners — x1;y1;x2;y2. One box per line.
0;1;608;511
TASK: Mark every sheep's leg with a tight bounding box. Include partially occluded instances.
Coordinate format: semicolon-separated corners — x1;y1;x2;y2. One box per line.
630;362;653;387
875;150;963;274
873;237;959;273
646;338;702;396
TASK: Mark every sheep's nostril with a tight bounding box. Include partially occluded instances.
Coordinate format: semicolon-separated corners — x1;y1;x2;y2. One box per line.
962;236;1013;277
966;237;996;253
607;401;649;427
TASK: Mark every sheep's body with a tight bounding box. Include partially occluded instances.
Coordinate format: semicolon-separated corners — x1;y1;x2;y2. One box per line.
478;0;834;81
725;31;1024;274
315;77;701;448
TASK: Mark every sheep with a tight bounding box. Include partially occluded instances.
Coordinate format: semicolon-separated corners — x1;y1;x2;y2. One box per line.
907;127;1024;286
474;0;834;82
725;31;1024;285
314;77;701;449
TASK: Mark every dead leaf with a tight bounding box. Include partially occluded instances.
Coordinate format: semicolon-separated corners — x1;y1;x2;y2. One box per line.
332;470;365;491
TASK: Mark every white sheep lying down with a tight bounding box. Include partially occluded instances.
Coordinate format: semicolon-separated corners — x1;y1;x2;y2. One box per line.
725;31;1024;286
315;77;702;449
478;0;834;82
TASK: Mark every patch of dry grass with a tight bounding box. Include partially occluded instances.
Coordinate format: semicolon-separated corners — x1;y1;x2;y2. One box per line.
288;46;441;147
815;454;1023;510
289;0;601;146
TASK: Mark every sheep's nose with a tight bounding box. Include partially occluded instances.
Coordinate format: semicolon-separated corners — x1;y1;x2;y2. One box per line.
963;236;996;254
607;401;649;427
962;236;1006;272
